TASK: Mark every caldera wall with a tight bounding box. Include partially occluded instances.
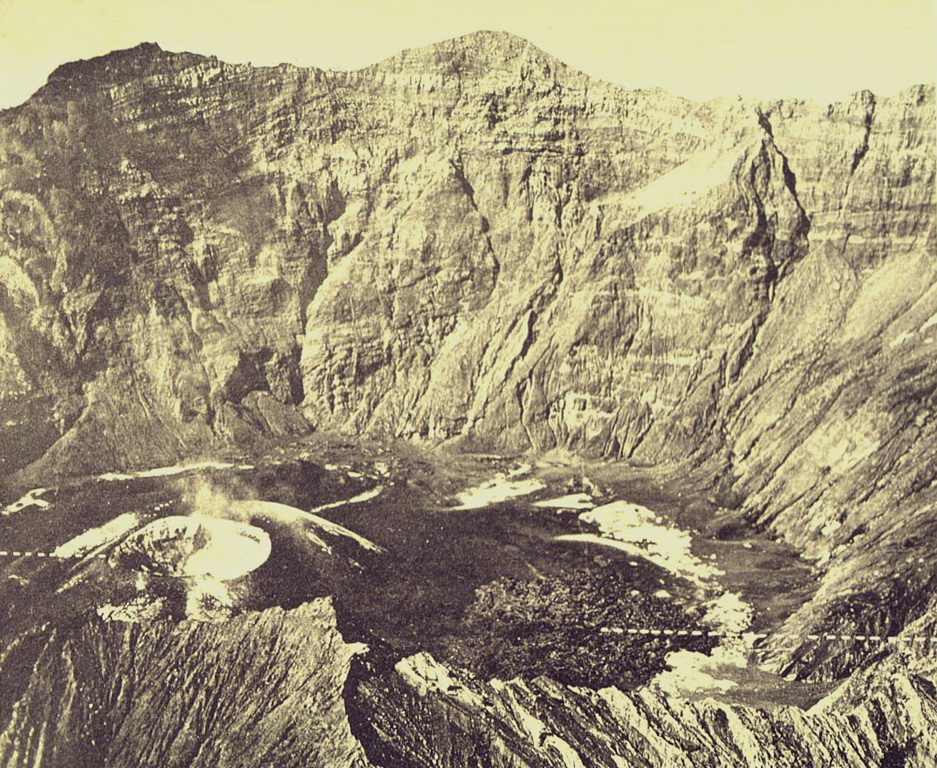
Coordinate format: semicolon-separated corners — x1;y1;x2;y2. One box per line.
1;34;935;671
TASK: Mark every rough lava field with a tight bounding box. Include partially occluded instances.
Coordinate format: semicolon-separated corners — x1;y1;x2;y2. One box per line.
0;30;936;768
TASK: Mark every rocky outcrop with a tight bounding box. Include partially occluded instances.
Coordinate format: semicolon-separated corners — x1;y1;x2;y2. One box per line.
350;644;937;768
4;596;935;768
0;34;864;473
715;88;937;678
0;600;369;768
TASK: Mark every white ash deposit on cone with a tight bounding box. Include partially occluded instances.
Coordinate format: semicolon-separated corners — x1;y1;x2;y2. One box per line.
113;516;271;579
102;516;272;622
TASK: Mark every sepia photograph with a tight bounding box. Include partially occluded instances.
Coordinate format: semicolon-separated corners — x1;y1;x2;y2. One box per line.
1;0;935;765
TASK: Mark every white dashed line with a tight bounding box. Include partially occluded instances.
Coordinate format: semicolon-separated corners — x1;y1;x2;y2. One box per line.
1;550;109;560
0;545;932;647
596;625;930;644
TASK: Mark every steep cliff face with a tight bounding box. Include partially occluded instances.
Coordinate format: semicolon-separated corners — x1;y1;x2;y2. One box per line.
295;36;813;458
717;89;937;678
1;34;931;478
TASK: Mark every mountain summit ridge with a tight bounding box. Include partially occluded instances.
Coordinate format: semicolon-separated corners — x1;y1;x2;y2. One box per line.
23;32;935;113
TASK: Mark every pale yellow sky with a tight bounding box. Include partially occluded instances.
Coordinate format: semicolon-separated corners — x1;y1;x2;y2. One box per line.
0;0;934;109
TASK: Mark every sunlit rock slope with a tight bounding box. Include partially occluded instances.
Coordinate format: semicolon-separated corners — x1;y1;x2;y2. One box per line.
2;32;931;480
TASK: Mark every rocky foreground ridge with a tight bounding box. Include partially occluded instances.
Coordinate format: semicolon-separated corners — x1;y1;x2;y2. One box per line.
1;600;370;767
2;597;935;767
0;31;935;767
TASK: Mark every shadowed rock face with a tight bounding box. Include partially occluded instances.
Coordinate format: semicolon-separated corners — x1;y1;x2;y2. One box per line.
0;31;935;768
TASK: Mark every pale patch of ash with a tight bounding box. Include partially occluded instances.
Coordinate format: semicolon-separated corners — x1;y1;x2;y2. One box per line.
95;461;254;482
52;512;143;559
229;499;385;553
2;488;51;516
451;469;545;510
308;485;384;514
533;493;595;511
558;500;723;584
653;593;755;696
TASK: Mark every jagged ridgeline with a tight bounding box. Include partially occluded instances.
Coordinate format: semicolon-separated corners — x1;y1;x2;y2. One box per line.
0;30;935;768
1;32;934;485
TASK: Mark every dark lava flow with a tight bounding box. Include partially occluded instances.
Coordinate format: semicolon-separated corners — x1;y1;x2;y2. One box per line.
2;457;718;694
